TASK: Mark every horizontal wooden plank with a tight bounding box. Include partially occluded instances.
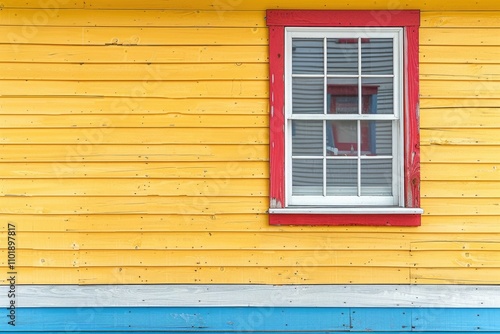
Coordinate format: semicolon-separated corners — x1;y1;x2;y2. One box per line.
420;28;500;46
0;249;410;267
412;267;500;284
411;250;500;268
421;145;500;163
0;161;268;179
0;97;268;115
0;144;270;162
421;163;500;180
420;46;500;64
2;214;500;233
0;250;78;268
0;306;350;332
0;80;268;98
3;230;500;251
0;231;412;250
1;26;268;45
0;268;79;284
0;114;268;128
421;80;500;99
421;64;500;81
411;241;500;251
0;63;268;81
0;196;268;215
422;181;500;198
0;128;268;144
8;284;500;308
421;198;500;215
77;0;500;11
421;129;500;145
421;98;500;109
79;266;410;284
0;9;266;27
422;11;500;27
0;45;269;63
0;178;269;196
420;108;500;128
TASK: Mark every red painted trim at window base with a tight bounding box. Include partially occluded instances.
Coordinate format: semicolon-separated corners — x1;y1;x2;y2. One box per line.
267;10;421;226
270;214;421;226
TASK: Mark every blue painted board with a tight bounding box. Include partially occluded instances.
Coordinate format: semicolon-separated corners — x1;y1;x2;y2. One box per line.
1;307;350;332
3;307;500;332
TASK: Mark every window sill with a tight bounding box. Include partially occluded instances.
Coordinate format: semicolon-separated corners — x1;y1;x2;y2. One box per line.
269;207;422;226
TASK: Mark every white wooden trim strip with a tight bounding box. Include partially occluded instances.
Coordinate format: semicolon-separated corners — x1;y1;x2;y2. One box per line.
269;207;423;214
2;284;500;308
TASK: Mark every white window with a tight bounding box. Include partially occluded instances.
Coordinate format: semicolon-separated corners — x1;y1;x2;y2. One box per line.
286;28;403;207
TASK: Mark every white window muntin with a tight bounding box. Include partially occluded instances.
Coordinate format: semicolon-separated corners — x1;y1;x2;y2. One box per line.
284;27;404;207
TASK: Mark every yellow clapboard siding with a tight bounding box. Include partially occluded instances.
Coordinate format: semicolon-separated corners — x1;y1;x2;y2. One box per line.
0;9;266;27
421;146;500;163
79;0;500;11
1;249;409;267
420;46;500;64
3;214;500;234
411;250;500;268
0;231;413;250
422;181;500;198
420;28;500;46
412;268;500;284
420;98;500;109
420;108;500;128
0;250;78;267
421;198;500;215
0;266;409;285
411;241;500;251
0;268;79;284
420;81;500;99
421;64;500;81
0;98;268;115
0;45;269;63
0;196;268;215
0;144;269;162
0;80;268;99
0;63;269;81
0;179;269;197
0;128;268;145
4;231;500;251
422;11;500;27
0;162;268;178
1;26;268;45
421;163;500;181
0;114;268;128
421;129;500;146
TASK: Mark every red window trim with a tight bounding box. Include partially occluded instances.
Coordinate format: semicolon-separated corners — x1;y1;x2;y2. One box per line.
267;10;421;226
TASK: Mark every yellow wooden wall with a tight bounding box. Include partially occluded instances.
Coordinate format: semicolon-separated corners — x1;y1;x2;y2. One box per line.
1;0;500;285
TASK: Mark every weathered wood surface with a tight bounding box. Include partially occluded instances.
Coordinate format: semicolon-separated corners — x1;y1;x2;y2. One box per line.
2;284;500;307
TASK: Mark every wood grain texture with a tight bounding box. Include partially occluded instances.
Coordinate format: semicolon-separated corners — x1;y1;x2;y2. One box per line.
0;97;269;115
4;284;500;307
1;5;500;286
0;45;269;63
0;9;266;27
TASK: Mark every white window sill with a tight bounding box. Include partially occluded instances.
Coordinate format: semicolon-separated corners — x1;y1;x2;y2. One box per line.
269;207;423;215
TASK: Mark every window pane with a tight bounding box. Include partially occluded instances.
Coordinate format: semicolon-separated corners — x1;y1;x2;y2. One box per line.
292;38;324;74
362;77;393;115
327;120;358;155
292;78;324;114
327;38;358;75
327;78;359;115
292;159;323;195
360;120;393;156
326;159;358;195
362;38;393;75
292;121;323;156
360;159;392;196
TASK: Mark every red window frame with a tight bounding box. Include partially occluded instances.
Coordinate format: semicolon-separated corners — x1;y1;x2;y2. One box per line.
267;10;421;226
